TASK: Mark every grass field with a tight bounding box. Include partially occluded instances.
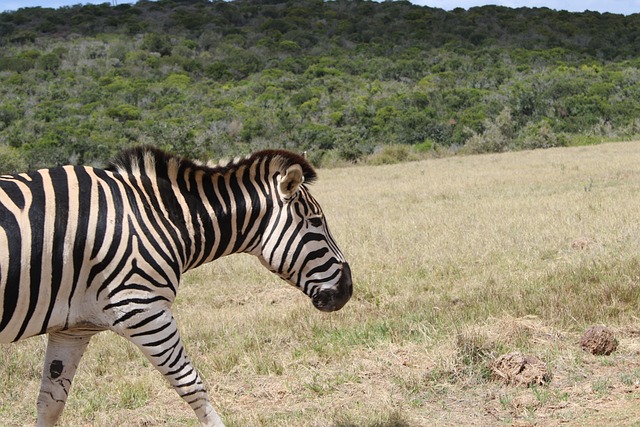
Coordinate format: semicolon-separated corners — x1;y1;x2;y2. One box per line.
3;141;640;426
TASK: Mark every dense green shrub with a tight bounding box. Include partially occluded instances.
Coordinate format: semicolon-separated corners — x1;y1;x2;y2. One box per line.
520;121;568;150
141;33;172;56
106;105;142;122
0;146;28;174
462;109;515;154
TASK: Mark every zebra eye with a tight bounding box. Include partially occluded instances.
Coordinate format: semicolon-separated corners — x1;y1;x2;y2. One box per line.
308;217;323;227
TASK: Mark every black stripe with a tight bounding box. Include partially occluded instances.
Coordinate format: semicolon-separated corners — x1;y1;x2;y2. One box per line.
277;219;304;273
179;166;199;266
170;362;192;377
174;368;194;381
107;258;175;299
198;175;218;265
287;233;326;275
168;346;184;368
112;308;144;326
150;346;172;359
134;233;177;295
305;259;341;284
95;234;133;298
212;175;232;260
298;189;311;216
243;210;271;254
157;340;182;366
0;180;25;210
186;391;206;402
305;268;341;294
175;376;199;388
90;182;108;260
229;172;247;253
238;169;264;250
122;178;174;266
253;159;268;201
15;172;46;341
137;175;185;268
40;167;70;334
265;208;292;265
128;310;165;330
123;177;183;281
0;199;22;338
88;170;125;287
129;321;171;338
143;328;178;348
67;167;92;321
103;296;169;310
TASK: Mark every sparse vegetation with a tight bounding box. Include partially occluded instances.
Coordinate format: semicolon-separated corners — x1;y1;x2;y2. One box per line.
3;141;640;426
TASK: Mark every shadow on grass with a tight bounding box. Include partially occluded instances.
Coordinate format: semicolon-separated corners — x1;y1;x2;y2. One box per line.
334;412;413;427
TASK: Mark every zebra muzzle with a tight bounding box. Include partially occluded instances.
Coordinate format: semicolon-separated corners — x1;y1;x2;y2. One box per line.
312;262;352;312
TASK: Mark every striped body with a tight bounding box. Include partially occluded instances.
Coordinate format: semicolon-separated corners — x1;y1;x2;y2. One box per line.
0;147;352;426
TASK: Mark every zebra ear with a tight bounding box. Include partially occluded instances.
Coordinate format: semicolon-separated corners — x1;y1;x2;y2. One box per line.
279;164;304;199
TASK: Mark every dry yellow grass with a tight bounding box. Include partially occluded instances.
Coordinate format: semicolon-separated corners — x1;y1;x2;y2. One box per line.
3;141;640;426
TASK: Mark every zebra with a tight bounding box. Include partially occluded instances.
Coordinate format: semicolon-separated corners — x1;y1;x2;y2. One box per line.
0;146;352;427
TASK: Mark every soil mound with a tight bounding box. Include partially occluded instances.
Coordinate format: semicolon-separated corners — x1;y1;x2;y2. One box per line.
580;325;618;355
491;351;551;386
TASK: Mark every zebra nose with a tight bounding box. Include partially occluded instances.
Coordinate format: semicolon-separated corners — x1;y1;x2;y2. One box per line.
312;263;352;312
339;262;353;301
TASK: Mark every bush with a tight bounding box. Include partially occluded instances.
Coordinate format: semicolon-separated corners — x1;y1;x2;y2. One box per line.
520;121;568;150
367;144;413;165
106;104;141;122
141;33;172;56
0;104;21;128
295;123;335;150
414;139;434;153
0;146;28;174
462;108;515;154
37;52;61;72
0;56;35;72
337;142;363;163
206;61;232;81
164;73;191;90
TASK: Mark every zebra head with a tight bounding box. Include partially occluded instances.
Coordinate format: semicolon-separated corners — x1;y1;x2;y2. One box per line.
257;156;352;312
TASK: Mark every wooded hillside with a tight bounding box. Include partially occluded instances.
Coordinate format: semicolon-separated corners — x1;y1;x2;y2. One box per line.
1;0;639;170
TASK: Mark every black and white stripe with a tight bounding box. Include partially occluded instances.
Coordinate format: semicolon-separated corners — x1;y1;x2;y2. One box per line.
0;146;352;427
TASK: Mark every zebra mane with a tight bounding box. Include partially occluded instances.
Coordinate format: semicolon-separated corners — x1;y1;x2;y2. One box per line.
107;145;317;184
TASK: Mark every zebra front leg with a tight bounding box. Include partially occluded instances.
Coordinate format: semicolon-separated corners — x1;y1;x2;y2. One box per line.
36;331;93;427
120;309;224;427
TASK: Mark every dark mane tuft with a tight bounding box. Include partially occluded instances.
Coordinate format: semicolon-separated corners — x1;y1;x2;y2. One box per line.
107;145;184;177
252;149;317;184
107;146;317;184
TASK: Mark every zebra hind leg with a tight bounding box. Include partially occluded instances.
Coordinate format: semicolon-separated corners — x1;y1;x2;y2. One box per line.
121;309;225;427
36;331;94;427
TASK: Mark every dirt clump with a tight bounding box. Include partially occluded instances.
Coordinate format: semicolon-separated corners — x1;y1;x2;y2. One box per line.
580;325;618;355
491;351;551;386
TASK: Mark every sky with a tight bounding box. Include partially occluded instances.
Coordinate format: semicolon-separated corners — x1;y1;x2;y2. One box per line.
1;0;638;15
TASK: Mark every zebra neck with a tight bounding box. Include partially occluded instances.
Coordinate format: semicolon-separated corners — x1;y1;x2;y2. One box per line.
180;162;273;271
